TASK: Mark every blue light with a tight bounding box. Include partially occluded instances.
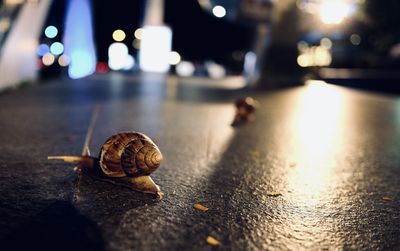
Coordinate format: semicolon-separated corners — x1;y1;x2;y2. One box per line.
36;44;49;56
44;26;58;39
50;42;64;55
64;0;96;79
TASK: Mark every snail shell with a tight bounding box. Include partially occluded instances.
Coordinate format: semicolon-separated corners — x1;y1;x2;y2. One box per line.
99;132;162;178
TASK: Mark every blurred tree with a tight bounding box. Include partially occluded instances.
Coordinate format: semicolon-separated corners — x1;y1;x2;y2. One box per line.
358;0;400;67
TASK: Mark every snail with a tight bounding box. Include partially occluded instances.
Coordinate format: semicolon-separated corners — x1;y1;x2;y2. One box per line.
232;97;258;125
48;132;164;199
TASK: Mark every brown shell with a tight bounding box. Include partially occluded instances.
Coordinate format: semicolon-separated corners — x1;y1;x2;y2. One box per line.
98;132;162;178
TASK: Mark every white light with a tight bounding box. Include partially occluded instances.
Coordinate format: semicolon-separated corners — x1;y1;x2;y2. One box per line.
42;53;55;66
243;51;256;76
44;26;58;38
123;54;135;70
50;42;64;55
108;42;128;58
108;42;129;71
319;1;351;24
168;51;181;65
176;61;195;77
206;62;226;79
212;5;226;18
139;25;172;73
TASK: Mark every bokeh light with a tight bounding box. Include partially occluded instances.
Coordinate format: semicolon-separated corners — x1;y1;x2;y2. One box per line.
318;1;351;24
44;25;58;38
50;42;64;55
320;38;332;49
112;29;126;42
42;53;55;66
36;43;49;56
134;28;143;40
168;51;181;65
350;34;361;45
206;62;226;79
212;5;226;18
176;61;195;77
58;54;70;67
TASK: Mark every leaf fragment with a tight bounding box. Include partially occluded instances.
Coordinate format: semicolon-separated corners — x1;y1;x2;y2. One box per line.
194;203;209;212
206;236;221;246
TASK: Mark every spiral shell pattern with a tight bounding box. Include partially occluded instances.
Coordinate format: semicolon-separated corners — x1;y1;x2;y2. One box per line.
99;132;162;178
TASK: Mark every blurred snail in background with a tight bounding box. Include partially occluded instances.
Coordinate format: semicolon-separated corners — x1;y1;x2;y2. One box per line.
232;97;259;126
49;132;164;199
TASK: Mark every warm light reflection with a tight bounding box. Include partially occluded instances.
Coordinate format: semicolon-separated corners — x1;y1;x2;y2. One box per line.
288;81;345;201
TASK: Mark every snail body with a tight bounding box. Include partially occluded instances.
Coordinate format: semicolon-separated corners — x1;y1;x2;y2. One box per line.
49;132;164;199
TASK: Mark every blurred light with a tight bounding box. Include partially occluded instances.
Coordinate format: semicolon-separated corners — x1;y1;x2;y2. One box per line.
42;53;55;66
134;28;143;40
44;25;58;38
350;34;361;45
314;46;332;66
132;39;141;49
108;43;133;71
139;25;172;73
212;5;226;18
50;42;64;55
96;62;108;73
206;62;226;79
36;43;49;56
297;41;308;52
64;0;97;79
243;51;256;76
122;55;135;70
297;46;332;67
58;54;70;67
176;61;195;77
318;1;351;24
320;37;332;49
6;0;24;4
112;29;126;42
297;54;311;67
108;42;128;58
0;18;11;32
168;51;181;65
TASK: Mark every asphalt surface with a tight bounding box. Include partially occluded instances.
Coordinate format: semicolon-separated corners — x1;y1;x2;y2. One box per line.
0;73;399;251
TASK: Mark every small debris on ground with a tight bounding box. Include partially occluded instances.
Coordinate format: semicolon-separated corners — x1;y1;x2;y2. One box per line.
266;192;282;197
206;236;221;246
382;196;393;202
194;203;209;212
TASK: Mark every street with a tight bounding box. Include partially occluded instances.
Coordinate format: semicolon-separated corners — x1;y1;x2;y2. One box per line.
0;73;399;250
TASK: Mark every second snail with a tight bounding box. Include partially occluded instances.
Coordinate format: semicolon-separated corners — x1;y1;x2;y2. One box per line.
49;132;164;199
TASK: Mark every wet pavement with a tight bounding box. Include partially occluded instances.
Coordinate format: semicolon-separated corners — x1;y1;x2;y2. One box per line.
0;73;399;250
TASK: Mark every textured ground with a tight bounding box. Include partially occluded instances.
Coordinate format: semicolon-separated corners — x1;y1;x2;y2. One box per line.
0;73;399;250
